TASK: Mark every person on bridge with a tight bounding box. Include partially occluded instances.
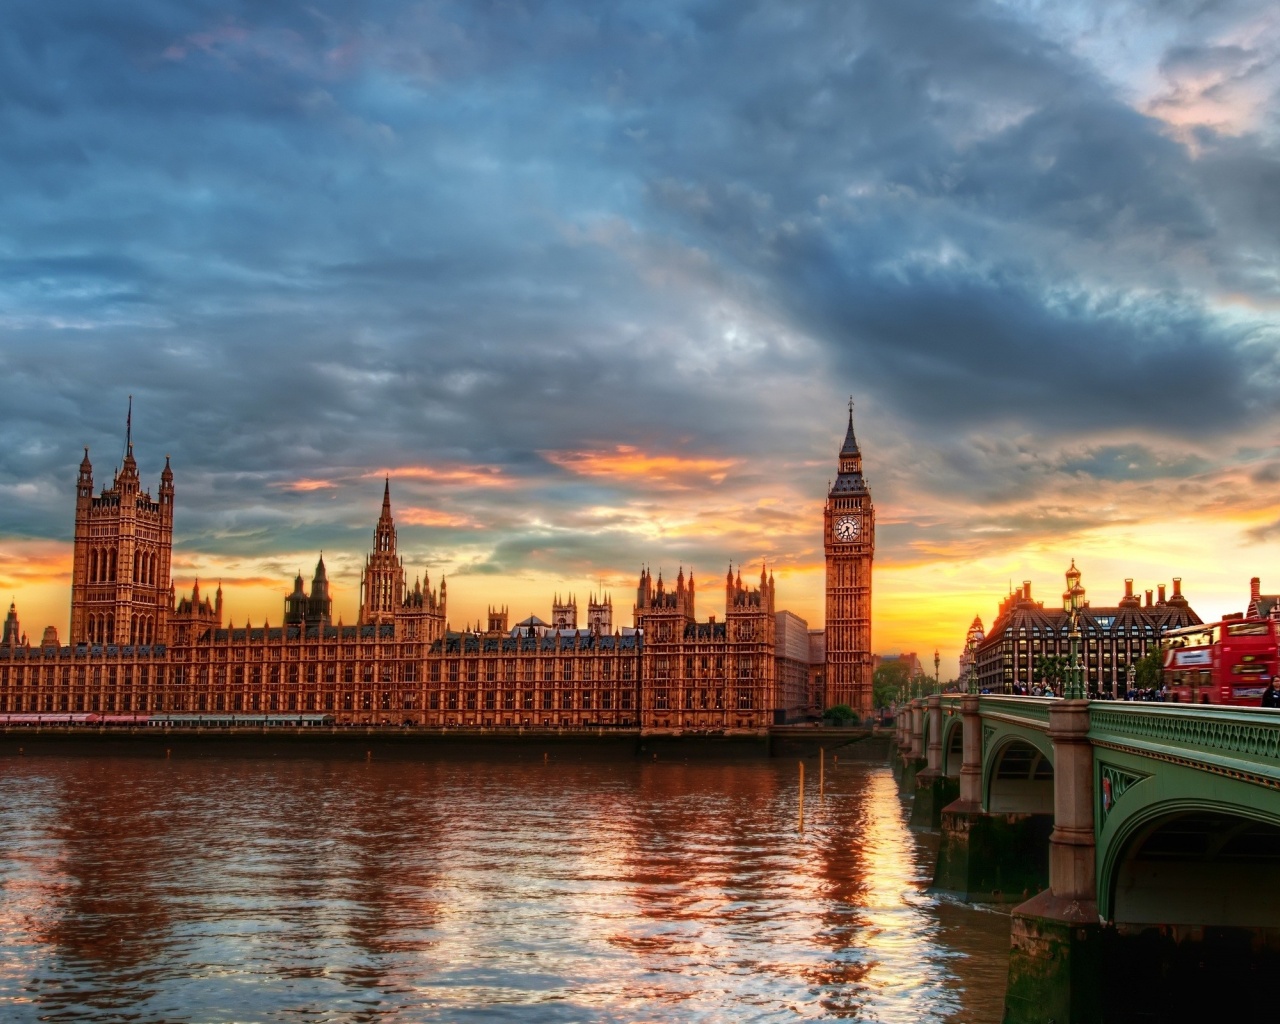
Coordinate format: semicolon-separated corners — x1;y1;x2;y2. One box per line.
1261;681;1280;708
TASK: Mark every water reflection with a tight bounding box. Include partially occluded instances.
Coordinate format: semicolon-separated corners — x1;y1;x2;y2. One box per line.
0;749;1008;1022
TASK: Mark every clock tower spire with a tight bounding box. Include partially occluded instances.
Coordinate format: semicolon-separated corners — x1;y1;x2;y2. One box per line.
824;398;875;715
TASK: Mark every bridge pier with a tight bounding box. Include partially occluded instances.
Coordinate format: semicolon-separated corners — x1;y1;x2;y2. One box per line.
894;698;926;790
909;694;956;828
912;695;1280;1021
1004;699;1104;1024
932;694;1051;901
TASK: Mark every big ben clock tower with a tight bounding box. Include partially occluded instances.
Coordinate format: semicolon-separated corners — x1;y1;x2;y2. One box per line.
824;399;875;715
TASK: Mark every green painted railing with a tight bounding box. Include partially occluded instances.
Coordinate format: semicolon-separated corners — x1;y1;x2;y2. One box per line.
978;695;1054;731
920;697;1280;792
1088;703;1280;791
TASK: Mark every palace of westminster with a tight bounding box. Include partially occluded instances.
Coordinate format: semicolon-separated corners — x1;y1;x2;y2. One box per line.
0;408;878;728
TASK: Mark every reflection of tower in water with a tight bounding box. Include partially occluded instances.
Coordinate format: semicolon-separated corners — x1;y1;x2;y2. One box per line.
17;758;178;986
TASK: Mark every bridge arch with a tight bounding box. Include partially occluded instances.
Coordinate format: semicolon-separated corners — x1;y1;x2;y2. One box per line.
1100;796;1280;925
942;715;963;778
984;731;1054;814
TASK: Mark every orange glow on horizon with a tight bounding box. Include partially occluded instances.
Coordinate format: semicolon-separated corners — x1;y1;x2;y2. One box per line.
366;465;509;487
398;507;481;529
273;478;338;492
543;446;737;486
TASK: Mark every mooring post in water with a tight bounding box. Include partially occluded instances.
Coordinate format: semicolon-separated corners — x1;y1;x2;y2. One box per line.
544;752;548;765
820;747;825;798
366;750;372;761
798;761;805;832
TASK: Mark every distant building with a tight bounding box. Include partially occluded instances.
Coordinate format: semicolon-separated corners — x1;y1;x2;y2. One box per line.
974;563;1201;694
873;651;924;679
958;615;985;683
1247;578;1280;621
775;610;813;722
807;630;826;711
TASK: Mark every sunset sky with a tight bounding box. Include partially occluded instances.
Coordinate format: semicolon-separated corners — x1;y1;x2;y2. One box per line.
2;1;1278;677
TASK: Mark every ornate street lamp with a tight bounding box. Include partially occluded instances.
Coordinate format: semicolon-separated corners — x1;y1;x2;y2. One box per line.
934;648;940;692
1065;579;1086;700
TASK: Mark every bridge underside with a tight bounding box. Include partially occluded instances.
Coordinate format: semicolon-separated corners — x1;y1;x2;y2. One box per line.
1092;810;1280;1022
1113;810;1280;926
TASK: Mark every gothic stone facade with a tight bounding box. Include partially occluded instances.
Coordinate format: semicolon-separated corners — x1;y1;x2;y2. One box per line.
0;415;858;728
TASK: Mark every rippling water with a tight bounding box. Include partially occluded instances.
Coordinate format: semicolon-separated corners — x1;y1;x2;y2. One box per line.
0;744;1009;1023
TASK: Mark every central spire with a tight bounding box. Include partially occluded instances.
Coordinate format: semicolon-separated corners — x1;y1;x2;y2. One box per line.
840;396;859;456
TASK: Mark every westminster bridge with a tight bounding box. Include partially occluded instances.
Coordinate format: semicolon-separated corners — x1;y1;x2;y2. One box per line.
895;693;1280;1024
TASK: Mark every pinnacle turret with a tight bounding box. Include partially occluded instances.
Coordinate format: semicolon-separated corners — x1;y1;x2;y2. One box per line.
829;397;868;498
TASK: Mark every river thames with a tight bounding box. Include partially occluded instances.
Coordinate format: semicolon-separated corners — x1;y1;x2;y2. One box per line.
0;745;1010;1022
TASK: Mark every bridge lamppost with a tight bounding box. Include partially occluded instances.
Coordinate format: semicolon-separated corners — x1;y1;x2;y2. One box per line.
1064;583;1086;700
934;648;940;692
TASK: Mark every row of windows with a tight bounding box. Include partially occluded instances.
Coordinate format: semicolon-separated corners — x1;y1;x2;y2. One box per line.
426;690;634;711
431;659;637;683
1007;625;1164;638
652;689;757;710
0;691;410;713
1;666;163;686
175;664;417;686
186;644;421;661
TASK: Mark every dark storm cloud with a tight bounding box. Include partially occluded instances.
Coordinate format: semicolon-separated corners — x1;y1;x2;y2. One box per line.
0;0;1277;573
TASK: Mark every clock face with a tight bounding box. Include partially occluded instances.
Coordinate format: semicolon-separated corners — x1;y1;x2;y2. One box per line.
835;514;861;542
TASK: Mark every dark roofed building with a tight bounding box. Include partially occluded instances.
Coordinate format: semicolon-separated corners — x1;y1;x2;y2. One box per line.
1247;578;1280;621
975;564;1201;696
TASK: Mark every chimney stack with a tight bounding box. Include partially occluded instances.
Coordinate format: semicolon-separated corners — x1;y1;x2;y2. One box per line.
1125;579;1134;599
1145;590;1153;608
1172;578;1182;598
1157;584;1167;604
1023;581;1032;601
1251;577;1261;601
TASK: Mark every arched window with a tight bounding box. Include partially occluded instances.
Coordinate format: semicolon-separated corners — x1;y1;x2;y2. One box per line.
109;549;117;582
89;549;98;583
130;614;138;644
105;614;114;644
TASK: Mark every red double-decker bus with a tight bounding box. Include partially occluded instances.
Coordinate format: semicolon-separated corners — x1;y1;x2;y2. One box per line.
1162;618;1278;705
